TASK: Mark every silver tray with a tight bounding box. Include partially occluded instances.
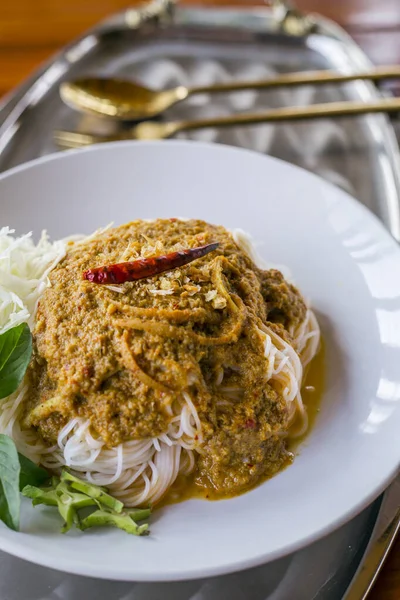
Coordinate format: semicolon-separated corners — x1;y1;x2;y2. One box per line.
0;4;399;599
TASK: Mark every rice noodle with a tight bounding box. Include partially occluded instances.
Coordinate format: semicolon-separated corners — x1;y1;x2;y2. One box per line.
0;224;320;507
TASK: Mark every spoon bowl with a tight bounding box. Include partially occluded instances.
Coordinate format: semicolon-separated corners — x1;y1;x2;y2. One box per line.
60;78;189;120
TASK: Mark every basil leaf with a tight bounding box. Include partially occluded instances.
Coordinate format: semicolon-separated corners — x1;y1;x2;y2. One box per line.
0;324;32;400
19;454;49;491
0;435;21;531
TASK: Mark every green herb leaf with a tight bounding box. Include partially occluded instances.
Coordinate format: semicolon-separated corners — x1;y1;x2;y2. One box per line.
19;454;49;490
0;324;32;400
0;434;21;531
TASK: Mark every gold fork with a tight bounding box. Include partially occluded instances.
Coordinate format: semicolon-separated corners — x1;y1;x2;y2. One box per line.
55;96;400;148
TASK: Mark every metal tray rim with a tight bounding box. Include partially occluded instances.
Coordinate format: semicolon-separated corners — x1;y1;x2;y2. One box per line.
0;5;399;598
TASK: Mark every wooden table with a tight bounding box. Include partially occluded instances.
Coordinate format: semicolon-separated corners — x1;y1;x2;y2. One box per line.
0;1;399;598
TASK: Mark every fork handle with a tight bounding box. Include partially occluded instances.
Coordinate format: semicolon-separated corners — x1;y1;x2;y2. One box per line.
175;97;400;134
55;97;400;147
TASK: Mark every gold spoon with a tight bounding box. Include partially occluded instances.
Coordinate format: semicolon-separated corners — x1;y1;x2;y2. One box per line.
60;66;400;121
55;96;400;147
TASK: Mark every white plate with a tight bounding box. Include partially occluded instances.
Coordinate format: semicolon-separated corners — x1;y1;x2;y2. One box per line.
0;141;400;581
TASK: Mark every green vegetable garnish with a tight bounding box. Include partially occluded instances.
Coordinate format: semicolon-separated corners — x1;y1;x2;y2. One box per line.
22;469;150;536
79;509;149;536
0;434;21;530
0;436;150;536
0;324;32;400
22;484;58;507
126;508;152;521
55;481;99;533
61;470;124;513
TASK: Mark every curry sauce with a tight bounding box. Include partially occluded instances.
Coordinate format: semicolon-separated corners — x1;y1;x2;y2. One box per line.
24;219;318;500
159;341;324;506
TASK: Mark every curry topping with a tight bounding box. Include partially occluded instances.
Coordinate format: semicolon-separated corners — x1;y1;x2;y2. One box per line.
25;219;307;498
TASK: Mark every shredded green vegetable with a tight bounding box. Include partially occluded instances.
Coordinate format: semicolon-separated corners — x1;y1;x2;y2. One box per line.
61;471;124;513
79;509;150;536
22;469;150;536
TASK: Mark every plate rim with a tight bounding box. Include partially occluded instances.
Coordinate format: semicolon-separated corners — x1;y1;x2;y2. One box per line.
0;137;396;241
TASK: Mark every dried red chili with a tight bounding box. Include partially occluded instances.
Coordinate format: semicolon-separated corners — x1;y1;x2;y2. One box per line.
83;242;219;284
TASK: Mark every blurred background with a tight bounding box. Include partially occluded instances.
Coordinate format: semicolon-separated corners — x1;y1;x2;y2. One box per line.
1;0;400;98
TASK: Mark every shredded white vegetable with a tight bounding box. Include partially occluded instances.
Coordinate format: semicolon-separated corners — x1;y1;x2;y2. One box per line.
0;227;66;334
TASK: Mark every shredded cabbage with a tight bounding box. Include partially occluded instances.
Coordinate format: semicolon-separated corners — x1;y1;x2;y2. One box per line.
0;227;66;335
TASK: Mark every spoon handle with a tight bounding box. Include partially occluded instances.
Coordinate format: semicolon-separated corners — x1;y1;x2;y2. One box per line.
175;97;400;135
188;66;400;96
